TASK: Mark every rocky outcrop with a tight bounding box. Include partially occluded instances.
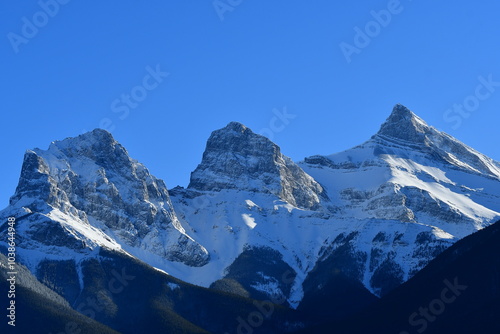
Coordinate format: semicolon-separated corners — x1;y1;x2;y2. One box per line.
5;129;209;267
188;122;326;210
375;104;500;178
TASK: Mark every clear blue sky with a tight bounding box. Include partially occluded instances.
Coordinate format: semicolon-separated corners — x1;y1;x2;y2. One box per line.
2;1;500;208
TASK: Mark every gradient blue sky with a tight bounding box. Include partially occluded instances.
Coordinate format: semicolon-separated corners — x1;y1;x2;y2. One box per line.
1;1;500;208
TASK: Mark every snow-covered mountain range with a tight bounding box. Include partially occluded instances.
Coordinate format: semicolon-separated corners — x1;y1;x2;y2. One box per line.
2;104;499;307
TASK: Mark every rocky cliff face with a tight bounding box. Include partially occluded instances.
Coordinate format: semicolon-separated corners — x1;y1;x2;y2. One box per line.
375;104;500;178
4;129;209;267
188;122;326;210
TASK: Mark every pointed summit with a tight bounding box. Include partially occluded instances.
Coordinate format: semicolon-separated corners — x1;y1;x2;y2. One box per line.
202;121;266;156
8;129;210;267
388;103;414;118
224;121;249;133
50;128;116;150
372;105;500;177
189;122;326;210
47;128;123;160
376;104;430;143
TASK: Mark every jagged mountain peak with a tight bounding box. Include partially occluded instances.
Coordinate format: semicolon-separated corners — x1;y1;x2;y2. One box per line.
388;103;415;119
11;129;134;210
188;122;325;210
223;121;249;133
371;104;500;178
375;104;430;143
302;104;500;234
6;129;210;268
202;121;274;155
44;128;129;165
50;128;115;150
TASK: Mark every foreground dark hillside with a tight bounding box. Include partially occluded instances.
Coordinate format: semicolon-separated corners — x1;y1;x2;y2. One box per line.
0;252;119;334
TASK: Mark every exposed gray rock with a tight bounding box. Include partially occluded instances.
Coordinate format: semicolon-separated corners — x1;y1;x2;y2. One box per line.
375;104;500;178
6;129;209;267
189;122;326;210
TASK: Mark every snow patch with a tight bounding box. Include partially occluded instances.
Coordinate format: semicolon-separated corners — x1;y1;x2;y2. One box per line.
242;214;257;229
